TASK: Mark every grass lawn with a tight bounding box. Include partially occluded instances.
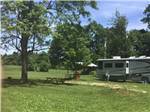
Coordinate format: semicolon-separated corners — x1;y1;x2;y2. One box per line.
2;65;150;112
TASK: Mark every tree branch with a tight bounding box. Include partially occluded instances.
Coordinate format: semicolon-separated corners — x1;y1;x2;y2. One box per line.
11;39;21;52
28;35;36;54
47;0;53;9
32;47;49;52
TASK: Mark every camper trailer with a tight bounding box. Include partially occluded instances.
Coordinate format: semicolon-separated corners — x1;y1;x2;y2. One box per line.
96;56;150;83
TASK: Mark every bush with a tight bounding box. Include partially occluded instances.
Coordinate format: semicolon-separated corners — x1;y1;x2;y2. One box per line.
28;64;34;71
39;61;49;72
90;71;96;77
90;71;95;75
28;61;49;72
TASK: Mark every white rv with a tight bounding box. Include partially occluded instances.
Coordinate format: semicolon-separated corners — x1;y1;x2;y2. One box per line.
96;56;150;83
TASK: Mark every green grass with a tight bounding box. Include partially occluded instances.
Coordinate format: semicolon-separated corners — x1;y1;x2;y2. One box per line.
2;65;150;112
3;65;95;81
3;65;72;79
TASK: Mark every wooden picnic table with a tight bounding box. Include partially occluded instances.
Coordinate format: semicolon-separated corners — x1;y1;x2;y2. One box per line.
46;77;66;84
46;75;74;84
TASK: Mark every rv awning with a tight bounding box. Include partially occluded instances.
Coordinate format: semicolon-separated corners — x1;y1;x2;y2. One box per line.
97;57;150;61
87;63;97;67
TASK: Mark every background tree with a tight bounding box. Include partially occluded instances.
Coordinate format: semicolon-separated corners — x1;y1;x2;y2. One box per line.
137;31;150;56
133;30;150;56
127;29;150;57
141;4;150;29
2;52;21;65
49;37;65;69
49;23;92;70
28;52;49;72
107;11;130;58
85;21;106;62
127;30;140;56
139;4;150;56
1;1;97;82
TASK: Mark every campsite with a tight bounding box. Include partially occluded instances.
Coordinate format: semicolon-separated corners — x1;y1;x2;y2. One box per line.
1;0;150;112
2;65;150;112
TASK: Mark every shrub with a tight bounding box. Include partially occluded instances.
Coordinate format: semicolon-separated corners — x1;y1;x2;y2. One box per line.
90;71;96;77
39;61;49;72
28;64;34;71
28;62;49;72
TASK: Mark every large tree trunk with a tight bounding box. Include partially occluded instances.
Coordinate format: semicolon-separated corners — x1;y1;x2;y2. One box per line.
21;37;28;82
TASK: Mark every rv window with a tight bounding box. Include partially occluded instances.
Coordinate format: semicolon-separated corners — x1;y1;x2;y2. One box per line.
98;61;103;69
115;63;124;68
104;63;112;68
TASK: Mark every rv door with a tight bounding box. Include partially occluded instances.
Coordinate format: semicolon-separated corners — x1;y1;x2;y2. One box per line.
126;61;129;74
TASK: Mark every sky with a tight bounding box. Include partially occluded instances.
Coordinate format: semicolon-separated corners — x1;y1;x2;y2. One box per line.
86;0;150;31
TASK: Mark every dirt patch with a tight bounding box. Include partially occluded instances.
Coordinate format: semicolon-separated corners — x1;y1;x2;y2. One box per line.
65;80;147;94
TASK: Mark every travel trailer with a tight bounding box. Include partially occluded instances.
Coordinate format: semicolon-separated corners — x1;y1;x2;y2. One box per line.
96;56;150;83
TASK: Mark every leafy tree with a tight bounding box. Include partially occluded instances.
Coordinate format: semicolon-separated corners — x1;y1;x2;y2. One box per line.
49;37;65;68
107;11;130;58
49;23;92;70
128;29;150;56
112;11;128;36
141;4;150;29
28;53;38;71
37;52;49;72
134;30;150;56
28;52;49;72
85;21;106;62
128;30;142;56
1;1;50;82
137;32;150;56
1;1;97;82
2;52;21;65
139;4;150;56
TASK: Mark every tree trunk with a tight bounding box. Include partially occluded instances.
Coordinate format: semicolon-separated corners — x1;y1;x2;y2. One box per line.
21;37;28;82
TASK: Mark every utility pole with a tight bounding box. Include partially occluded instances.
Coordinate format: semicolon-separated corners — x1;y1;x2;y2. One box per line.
104;37;107;58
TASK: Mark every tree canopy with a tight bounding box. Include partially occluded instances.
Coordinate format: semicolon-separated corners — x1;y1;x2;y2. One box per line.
141;4;150;29
49;23;91;70
85;21;106;62
1;1;97;81
107;11;130;58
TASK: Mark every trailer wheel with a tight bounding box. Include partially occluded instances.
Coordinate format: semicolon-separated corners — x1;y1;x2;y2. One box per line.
141;77;149;84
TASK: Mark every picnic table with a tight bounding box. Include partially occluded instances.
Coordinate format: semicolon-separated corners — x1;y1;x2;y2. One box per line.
46;73;74;84
46;77;66;84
